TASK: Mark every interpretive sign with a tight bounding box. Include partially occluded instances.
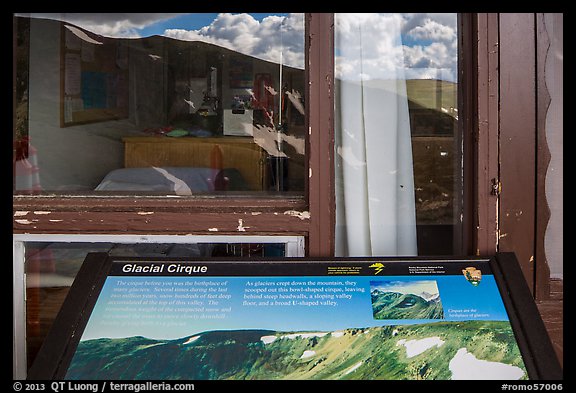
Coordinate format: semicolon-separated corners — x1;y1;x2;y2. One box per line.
28;253;561;380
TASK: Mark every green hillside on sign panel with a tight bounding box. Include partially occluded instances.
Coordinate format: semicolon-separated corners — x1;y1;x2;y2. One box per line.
66;320;527;380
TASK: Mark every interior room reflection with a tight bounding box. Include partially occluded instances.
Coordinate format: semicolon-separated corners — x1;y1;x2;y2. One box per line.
14;15;306;195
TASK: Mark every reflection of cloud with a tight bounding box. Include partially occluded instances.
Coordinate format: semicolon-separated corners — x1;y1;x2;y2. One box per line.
21;12;306;72
183;99;196;110
264;85;278;95
408;18;455;42
253;125;288;158
335;13;458;82
64;25;103;45
23;12;454;81
282;133;305;155
403;42;455;70
163;13;305;69
371;280;439;296
152;167;192;195
252;125;305;157
285;89;305;115
20;13;184;38
336;146;366;169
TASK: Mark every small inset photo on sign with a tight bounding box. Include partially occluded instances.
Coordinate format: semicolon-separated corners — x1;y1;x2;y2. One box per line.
370;280;444;320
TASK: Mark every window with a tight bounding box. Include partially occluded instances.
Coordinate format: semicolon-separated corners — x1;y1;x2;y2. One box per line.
334;13;463;256
14;13;306;195
14;12;473;377
15;12;562;379
13;234;304;376
13;13;313;378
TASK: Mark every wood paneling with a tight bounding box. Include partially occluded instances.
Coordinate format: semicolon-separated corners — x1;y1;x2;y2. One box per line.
14;13;557;292
13;209;310;235
536;279;563;369
473;13;556;299
123;136;266;191
306;13;335;257
534;13;553;300
473;13;500;257
498;13;537;292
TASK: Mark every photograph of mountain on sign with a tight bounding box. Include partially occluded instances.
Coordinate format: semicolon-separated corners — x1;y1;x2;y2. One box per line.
370;280;444;319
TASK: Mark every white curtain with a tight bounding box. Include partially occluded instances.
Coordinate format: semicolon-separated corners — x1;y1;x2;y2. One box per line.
335;14;417;257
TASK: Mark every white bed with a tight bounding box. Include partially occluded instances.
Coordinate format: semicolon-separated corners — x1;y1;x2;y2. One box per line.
96;166;249;194
95;136;267;193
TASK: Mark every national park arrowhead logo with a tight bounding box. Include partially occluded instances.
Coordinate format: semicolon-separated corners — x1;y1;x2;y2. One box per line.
462;267;482;286
369;262;385;275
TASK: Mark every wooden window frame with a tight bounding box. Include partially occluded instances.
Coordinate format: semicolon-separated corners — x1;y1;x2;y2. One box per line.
13;11;559;380
9;13;487;259
472;13;555;300
13;13;554;297
12;14;323;251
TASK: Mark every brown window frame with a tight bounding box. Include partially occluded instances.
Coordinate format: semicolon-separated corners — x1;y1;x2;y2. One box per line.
13;13;555;299
12;13;561;381
471;13;555;300
11;13;474;257
12;13;326;255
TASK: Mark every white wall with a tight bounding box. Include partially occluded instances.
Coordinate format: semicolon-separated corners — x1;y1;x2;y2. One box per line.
544;13;563;279
28;18;138;190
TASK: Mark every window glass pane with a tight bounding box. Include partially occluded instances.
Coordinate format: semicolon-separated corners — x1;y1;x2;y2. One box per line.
24;240;288;369
14;13;306;195
334;13;461;256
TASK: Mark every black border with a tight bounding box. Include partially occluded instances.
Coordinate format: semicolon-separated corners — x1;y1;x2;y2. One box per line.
26;252;562;380
26;252;113;380
491;253;562;380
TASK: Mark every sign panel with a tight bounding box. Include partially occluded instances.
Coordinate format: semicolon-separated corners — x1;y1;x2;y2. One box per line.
28;254;561;381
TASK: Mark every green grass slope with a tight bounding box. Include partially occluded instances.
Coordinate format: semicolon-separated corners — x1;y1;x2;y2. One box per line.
65;321;526;380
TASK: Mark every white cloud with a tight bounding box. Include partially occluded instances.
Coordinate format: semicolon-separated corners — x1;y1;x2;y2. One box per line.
20;13;184;38
335;13;458;82
403;42;455;69
21;12;306;68
162;13;305;69
408;18;456;42
336;13;407;81
21;12;455;80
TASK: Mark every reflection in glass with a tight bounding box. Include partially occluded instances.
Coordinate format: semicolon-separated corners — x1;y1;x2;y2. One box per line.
24;241;286;368
13;14;306;195
335;13;461;256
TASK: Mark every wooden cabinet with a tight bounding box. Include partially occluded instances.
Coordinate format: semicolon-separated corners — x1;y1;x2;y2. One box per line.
122;136;267;191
